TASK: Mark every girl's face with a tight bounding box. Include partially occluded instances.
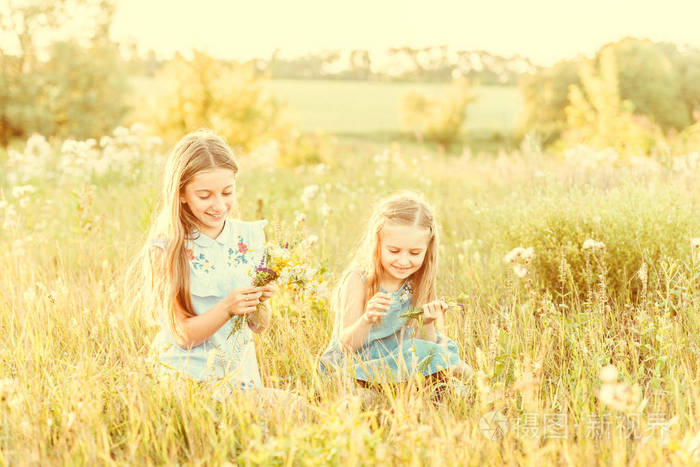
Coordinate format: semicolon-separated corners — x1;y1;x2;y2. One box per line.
180;168;236;238
379;222;431;285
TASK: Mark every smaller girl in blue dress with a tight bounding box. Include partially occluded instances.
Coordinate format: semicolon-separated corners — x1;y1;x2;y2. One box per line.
144;130;300;406
320;191;473;386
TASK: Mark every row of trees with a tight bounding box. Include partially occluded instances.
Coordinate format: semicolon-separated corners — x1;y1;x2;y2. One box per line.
259;47;534;85
3;0;700;157
519;38;700;154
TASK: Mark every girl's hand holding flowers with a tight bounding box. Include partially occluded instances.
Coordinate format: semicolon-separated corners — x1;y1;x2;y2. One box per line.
258;284;275;302
418;299;448;325
226;287;263;317
363;292;392;325
247;301;271;333
247;285;274;333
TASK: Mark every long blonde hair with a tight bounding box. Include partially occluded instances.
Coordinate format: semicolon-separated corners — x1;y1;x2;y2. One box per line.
144;129;238;338
333;191;440;317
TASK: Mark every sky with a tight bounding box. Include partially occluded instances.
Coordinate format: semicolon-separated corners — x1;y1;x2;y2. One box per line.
111;0;700;65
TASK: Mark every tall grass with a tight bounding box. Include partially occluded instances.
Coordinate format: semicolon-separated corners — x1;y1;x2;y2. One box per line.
0;136;698;464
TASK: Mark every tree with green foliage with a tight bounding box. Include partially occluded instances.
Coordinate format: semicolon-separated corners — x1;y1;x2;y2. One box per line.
564;48;662;155
0;0;128;146
145;51;284;152
518;59;581;144
608;38;689;130
519;38;700;150
400;78;474;147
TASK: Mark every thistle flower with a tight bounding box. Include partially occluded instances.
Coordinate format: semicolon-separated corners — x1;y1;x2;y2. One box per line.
251;265;279;287
503;246;535;264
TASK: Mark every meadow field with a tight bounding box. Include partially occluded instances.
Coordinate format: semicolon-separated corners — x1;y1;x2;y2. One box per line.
130;76;519;141
0;127;698;464
268;79;520;137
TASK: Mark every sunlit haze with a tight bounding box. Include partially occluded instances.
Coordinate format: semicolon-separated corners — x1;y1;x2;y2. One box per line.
111;0;700;65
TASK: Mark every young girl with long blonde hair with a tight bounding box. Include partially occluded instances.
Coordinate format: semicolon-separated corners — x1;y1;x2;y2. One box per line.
319;191;472;385
144;129;277;395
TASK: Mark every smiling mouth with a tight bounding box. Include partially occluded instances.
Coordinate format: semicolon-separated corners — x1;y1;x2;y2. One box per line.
205;212;224;220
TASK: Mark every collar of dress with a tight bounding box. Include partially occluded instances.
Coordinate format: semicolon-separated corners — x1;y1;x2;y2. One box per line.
191;219;232;248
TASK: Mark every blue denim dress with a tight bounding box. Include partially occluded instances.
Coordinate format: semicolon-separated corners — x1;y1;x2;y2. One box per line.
151;219;267;391
319;278;462;383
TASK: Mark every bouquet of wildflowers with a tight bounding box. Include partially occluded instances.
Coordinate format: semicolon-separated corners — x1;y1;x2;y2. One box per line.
227;233;328;339
228;251;278;339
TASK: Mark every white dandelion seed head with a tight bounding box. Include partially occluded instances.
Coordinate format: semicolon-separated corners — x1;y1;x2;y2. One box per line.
301;185;319;206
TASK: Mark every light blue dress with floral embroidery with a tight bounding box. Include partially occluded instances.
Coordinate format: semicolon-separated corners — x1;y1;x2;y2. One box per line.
151;219;267;391
319;279;462;383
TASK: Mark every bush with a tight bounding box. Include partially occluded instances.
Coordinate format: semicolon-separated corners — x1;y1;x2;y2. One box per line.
138;51;330;166
141;52;283;152
563;48;664;156
400;78;474;147
518;38;700;152
493;182;698;303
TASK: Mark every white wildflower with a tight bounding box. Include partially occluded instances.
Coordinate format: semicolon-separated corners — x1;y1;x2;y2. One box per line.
504;246;534;264
301;185;319;206
692;238;700;250
313;163;330;175
582;239;606;250
521;247;535;262
504;247;526;264
599;364;618;383
60;139;81;154
130;122;146;135
100;136;114;148
512;264;528;278
294;212;307;230
113;126;129;138
2;204;18;230
372;150;390;164
303;234;319;248
145;136;163;151
11;185;35;198
319;203;331;217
